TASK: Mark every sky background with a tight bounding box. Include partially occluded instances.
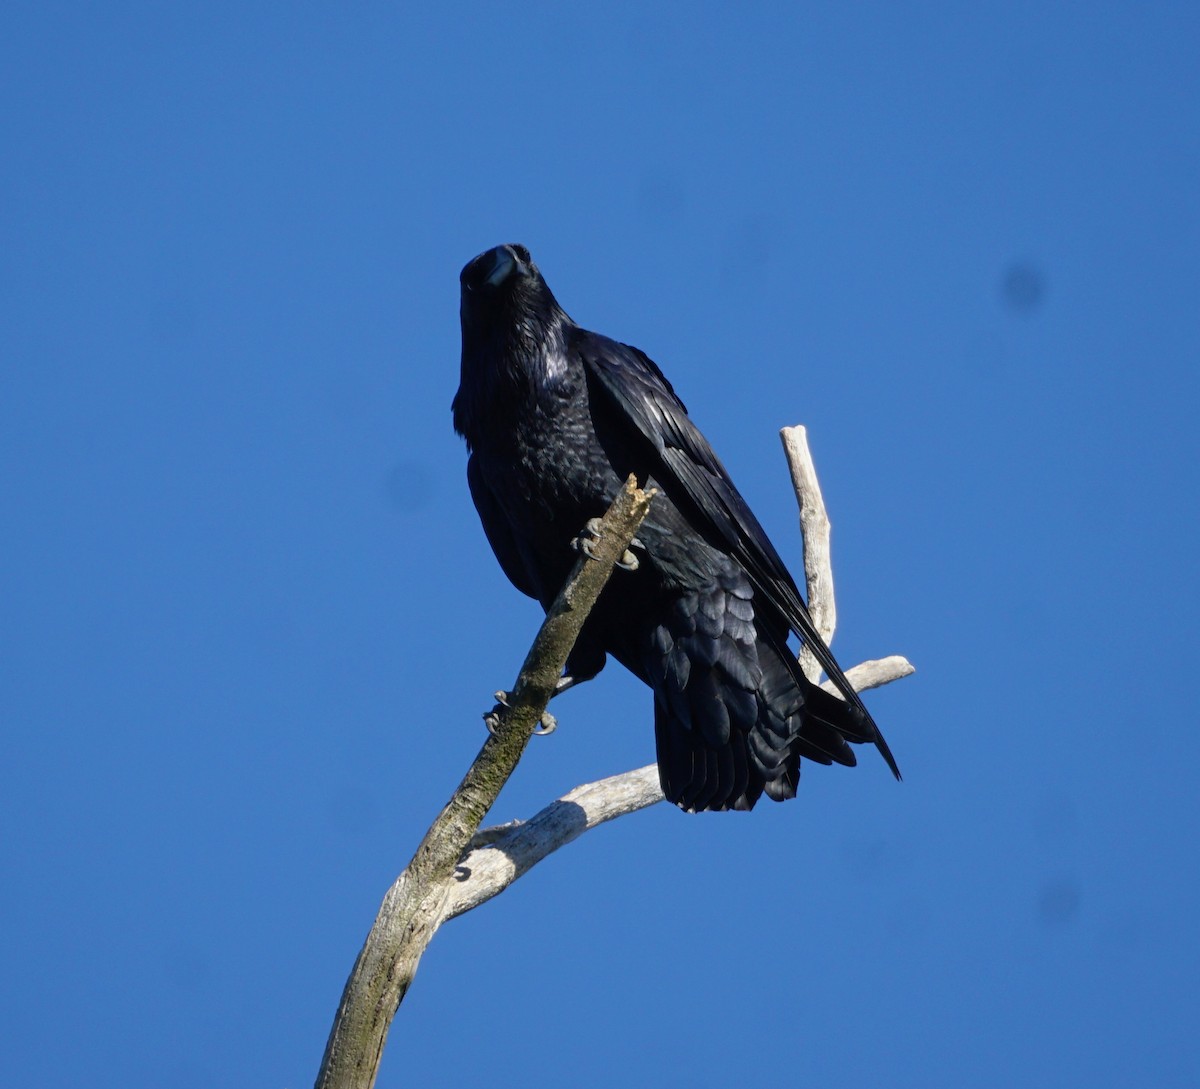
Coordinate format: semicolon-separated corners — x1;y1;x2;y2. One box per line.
2;3;1198;1087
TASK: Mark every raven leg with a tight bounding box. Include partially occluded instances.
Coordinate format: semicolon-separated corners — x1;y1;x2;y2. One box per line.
560;638;607;695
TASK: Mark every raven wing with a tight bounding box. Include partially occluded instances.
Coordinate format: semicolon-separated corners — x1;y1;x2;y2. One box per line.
577;331;900;779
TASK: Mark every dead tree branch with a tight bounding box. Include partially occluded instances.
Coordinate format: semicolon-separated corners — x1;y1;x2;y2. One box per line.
781;424;837;681
314;428;914;1089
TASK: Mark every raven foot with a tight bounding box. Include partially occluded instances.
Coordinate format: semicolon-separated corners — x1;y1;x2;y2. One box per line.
484;690;558;736
572;517;642;571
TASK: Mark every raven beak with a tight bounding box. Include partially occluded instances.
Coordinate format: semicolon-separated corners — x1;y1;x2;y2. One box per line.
484;245;524;287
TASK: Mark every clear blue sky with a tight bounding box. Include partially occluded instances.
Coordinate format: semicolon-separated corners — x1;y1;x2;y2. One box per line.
2;4;1198;1087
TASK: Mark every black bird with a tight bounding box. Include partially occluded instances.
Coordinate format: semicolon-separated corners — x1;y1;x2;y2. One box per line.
453;244;899;811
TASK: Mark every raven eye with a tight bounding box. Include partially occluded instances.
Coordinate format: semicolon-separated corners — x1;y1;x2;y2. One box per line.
511;244;531;265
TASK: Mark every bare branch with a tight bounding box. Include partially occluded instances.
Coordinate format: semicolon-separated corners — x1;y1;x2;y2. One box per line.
780;425;835;681
821;655;915;694
314;478;654;1089
444;765;664;920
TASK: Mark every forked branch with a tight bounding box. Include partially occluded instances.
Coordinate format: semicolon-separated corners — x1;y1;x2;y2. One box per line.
314;430;914;1089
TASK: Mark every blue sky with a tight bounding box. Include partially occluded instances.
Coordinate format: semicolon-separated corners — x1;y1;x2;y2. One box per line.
2;3;1198;1087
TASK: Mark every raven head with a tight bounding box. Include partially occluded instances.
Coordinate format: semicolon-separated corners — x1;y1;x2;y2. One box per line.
454;244;572;445
458;243;570;357
458;243;558;333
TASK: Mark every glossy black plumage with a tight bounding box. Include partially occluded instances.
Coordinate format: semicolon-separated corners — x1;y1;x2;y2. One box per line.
453;244;899;811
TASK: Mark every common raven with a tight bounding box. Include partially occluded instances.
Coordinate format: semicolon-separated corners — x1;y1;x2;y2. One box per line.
453;243;899;811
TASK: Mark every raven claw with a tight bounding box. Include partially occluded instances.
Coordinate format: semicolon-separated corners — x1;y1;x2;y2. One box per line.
573;519;641;570
571;517;606;561
618;535;645;570
484;690;557;736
